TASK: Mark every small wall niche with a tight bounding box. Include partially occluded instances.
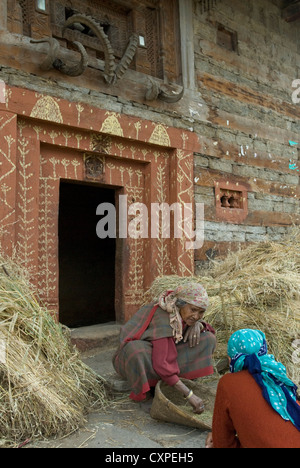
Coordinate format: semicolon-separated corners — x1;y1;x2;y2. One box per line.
217;24;238;53
215;180;248;223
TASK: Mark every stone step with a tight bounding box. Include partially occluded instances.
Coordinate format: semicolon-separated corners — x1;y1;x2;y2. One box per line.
70;322;121;354
73;327;131;394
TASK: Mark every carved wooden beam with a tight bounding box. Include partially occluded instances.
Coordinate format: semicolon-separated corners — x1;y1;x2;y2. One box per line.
30;38;60;72
282;1;300;22
31;37;88;77
30;13;183;103
32;14;139;84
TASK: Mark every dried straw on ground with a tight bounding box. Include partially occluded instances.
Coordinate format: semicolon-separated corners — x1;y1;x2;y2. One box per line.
144;228;300;386
0;256;110;448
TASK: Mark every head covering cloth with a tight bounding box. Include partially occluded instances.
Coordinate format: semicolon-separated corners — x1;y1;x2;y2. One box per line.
157;282;209;343
228;329;300;431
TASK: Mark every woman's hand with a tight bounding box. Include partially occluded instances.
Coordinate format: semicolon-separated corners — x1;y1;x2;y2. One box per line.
174;380;205;414
183;321;203;347
188;393;205;414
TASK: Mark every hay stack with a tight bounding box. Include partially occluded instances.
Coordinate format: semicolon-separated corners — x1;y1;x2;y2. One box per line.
144;228;300;386
0;256;109;447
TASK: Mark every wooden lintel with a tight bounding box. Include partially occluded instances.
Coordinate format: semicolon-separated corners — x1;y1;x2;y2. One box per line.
282;1;300;22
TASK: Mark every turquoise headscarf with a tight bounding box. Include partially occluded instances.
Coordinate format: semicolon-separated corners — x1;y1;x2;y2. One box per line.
228;329;300;431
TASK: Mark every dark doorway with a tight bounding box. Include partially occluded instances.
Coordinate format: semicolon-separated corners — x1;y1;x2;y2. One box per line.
59;181;116;328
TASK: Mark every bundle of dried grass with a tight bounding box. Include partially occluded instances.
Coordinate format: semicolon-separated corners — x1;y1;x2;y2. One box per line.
0;255;110;448
144;228;300;386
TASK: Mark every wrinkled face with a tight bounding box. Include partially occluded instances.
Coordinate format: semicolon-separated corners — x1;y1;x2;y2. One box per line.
179;304;205;326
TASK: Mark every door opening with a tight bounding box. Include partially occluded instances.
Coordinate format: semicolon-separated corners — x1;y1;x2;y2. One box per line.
59;180;116;328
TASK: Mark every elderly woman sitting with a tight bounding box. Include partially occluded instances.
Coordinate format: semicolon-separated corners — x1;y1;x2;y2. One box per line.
113;283;216;414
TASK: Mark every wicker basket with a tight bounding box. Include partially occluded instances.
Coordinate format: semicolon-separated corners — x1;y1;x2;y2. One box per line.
150;378;217;430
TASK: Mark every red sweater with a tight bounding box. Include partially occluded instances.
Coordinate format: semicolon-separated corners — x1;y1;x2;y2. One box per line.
151;323;216;387
212;371;300;448
152;337;180;386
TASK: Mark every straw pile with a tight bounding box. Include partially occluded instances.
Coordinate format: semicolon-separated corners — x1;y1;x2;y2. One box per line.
144;228;300;386
0;255;110;448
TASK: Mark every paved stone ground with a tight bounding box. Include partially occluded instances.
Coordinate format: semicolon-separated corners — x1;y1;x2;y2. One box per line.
27;345;211;449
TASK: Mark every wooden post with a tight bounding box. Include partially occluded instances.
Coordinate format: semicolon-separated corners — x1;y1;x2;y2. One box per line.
0;0;7;30
178;0;195;90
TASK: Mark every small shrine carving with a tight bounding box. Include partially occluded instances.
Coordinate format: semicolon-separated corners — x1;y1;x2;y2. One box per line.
84;153;105;180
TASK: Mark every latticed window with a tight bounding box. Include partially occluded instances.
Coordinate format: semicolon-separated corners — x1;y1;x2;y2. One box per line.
17;0;182;83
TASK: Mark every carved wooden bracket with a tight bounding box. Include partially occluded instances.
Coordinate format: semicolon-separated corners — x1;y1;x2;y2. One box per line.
145;77;184;103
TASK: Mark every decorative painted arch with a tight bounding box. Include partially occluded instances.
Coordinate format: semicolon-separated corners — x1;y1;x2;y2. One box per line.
0;85;199;323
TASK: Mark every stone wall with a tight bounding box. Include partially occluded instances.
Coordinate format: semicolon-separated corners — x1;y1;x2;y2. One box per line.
192;0;300;269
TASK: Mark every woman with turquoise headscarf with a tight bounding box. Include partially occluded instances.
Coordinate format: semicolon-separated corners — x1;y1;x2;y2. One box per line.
206;329;300;449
